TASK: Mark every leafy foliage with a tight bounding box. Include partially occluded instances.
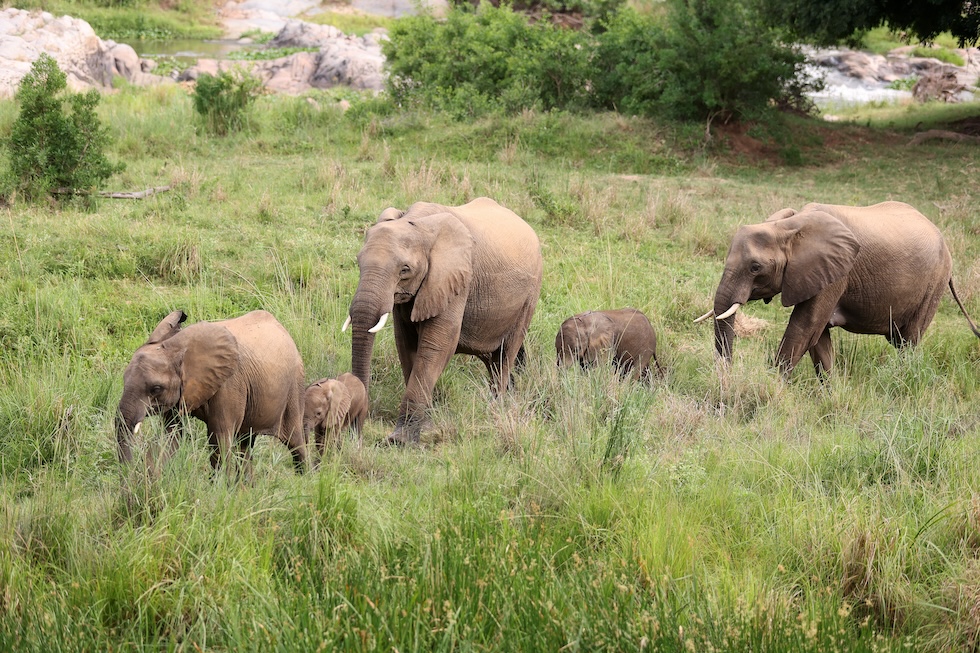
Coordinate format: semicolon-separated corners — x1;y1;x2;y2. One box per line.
385;0;811;122
6;53;122;201
383;4;592;117
191;69;261;135
592;0;810;121
762;0;980;47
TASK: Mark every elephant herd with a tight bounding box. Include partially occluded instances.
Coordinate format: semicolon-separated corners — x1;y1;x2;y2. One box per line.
115;197;980;477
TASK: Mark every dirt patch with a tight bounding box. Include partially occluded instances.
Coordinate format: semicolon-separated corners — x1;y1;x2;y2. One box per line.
945;116;980;136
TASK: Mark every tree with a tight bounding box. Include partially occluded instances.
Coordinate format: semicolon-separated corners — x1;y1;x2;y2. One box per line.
764;0;980;47
7;53;122;201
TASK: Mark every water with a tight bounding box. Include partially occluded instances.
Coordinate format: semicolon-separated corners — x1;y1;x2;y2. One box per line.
132;38;257;64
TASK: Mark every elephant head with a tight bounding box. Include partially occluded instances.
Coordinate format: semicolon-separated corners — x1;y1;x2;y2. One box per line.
116;310;240;463
344;209;474;390
705;209;860;361
556;312;613;369
303;378;351;437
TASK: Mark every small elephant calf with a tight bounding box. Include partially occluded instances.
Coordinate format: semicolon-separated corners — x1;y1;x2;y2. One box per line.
556;308;663;381
303;373;368;456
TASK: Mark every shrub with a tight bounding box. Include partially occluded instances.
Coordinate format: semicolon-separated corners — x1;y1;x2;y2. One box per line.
593;0;810;121
383;4;592;117
6;53;122;201
191;69;261;135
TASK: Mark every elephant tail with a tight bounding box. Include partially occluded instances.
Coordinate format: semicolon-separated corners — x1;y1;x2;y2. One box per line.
949;278;980;339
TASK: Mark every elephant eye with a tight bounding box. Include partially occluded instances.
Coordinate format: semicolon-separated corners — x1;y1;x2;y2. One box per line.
150;384;164;395
750;262;763;274
399;265;411;277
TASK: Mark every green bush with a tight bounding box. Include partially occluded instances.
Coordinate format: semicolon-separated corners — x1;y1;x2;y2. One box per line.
6;53;122;201
383;4;592;117
191;69;261;135
594;0;809;121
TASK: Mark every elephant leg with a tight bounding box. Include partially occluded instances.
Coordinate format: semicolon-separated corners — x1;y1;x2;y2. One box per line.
808;326;834;377
146;409;183;478
280;393;308;473
393;310;419;386
776;288;842;377
388;321;459;445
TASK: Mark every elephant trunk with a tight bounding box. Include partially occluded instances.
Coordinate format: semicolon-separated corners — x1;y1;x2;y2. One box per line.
115;395;146;464
712;279;743;362
348;274;395;391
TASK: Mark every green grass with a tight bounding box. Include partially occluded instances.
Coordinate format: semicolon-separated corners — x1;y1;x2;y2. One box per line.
860;26;964;54
3;0;223;40
308;10;396;36
2;84;980;651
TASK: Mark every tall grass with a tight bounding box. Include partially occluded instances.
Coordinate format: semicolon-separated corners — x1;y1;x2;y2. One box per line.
1;84;980;650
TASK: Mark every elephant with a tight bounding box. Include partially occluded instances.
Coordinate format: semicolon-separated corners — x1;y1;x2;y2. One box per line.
556;308;663;380
116;309;309;477
343;197;543;444
696;201;980;377
303;372;368;456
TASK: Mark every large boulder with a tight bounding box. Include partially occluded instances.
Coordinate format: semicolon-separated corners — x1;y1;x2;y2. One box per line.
179;19;386;93
0;8;172;98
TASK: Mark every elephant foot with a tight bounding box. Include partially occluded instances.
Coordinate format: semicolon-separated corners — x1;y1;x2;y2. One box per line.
381;414;431;446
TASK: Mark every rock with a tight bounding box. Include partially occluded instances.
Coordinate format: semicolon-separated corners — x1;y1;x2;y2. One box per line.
178;19;386;93
0;8;172;98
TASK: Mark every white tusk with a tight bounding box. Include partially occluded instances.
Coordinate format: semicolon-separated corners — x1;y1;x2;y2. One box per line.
693;309;715;324
368;312;389;333
341;315;351;332
133;421;142;435
715;303;741;320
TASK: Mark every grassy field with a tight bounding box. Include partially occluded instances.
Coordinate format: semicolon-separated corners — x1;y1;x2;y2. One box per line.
2;83;980;650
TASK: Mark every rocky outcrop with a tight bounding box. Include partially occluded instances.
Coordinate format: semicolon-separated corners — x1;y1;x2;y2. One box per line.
807;45;979;106
178;19;386;93
0;7;172;98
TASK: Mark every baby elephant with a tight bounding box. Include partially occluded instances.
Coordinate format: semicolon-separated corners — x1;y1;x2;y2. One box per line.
556;308;663;380
304;373;368;456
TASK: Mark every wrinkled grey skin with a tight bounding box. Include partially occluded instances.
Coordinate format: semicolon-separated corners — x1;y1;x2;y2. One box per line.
556;308;663;380
346;197;543;445
116;310;309;477
709;201;980;377
303;372;368;459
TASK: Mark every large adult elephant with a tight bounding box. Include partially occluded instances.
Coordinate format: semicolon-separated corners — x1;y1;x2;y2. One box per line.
696;201;980;377
343;197;543;444
116;310;309;476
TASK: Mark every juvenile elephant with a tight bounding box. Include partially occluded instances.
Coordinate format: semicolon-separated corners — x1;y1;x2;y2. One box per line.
116;310;309;476
696;201;980;377
343;197;543;444
556;308;663;380
303;373;368;456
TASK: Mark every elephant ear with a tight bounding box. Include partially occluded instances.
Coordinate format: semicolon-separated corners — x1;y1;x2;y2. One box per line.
146;310;187;344
411;213;475;322
177;323;240;412
327;381;353;426
584;315;614;364
377;207;404;223
765;208;797;222
780;211;860;307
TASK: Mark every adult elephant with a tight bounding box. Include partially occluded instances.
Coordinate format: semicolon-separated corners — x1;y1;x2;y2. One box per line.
343;197;543;444
116;310;309;476
696;201;980;377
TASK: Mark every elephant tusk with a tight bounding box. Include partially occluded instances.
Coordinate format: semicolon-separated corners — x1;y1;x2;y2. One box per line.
368;313;389;333
693;309;715;324
133;421;142;435
715;303;741;320
341;315;351;332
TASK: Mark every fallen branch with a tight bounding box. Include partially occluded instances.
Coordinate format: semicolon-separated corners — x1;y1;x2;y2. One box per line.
100;185;172;199
51;185;172;199
907;130;980;146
